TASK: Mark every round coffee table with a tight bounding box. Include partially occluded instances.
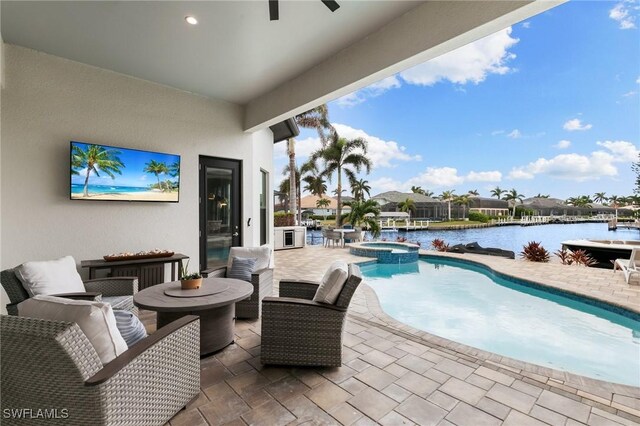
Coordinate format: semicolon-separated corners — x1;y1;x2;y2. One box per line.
134;277;253;355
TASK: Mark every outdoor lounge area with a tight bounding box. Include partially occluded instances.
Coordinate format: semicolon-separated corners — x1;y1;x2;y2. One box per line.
2;1;639;425
158;247;640;425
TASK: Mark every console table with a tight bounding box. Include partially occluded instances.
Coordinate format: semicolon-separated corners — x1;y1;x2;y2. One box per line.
81;253;189;290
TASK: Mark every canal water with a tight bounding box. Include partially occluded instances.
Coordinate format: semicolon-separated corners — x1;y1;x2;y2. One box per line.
306;223;638;254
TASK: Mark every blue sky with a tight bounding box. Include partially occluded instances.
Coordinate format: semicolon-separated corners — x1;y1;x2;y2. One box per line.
274;0;639;200
71;142;180;188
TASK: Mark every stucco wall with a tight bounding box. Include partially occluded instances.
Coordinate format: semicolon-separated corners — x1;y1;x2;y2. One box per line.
0;45;273;309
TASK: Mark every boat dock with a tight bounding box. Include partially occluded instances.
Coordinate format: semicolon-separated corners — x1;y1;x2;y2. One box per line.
608;219;640;231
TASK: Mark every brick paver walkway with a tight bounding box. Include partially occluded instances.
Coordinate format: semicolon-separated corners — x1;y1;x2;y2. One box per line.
160;246;639;426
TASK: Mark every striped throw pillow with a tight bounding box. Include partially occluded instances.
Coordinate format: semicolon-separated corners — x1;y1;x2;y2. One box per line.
227;257;257;282
113;310;148;348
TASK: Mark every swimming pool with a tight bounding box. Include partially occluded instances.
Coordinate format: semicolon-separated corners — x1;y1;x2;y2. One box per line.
361;258;640;387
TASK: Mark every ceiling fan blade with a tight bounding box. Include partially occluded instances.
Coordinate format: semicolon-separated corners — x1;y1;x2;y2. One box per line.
321;0;340;12
269;0;279;21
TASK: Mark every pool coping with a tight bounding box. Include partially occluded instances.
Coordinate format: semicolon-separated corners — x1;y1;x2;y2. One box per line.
350;254;640;400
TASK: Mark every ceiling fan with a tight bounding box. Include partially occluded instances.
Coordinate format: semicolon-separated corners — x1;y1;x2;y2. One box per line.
269;0;340;21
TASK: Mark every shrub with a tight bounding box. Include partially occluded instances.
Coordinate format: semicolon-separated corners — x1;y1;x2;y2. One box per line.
431;238;450;252
555;248;597;266
554;248;574;265
520;241;550;262
274;213;294;227
468;212;490;223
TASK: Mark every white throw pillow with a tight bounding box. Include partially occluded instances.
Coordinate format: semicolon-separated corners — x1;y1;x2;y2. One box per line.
227;246;272;272
313;261;349;304
18;295;128;365
15;256;85;297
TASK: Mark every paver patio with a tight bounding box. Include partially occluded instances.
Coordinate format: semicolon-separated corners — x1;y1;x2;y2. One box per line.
153;246;639;426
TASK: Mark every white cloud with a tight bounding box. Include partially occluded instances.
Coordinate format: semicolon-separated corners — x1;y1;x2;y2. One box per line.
408;167;465;187
332;123;422;168
563;118;593;131
508;169;535;180
521;21;531;29
609;1;637;29
507;129;522;139
508;141;638;182
399;27;519;86
335;76;401;107
334;92;363;108
554;140;571;149
466;171;502;182
272;136;322;160
637;75;640;84
335;27;519;106
596;140;640;161
370;177;405;193
622;90;638;97
509;153;617;182
491;130;505;136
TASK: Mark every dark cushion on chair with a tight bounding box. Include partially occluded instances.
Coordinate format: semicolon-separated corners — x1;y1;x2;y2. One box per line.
227;257;257;282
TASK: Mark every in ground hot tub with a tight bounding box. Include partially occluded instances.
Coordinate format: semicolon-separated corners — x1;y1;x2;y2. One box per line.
350;242;419;263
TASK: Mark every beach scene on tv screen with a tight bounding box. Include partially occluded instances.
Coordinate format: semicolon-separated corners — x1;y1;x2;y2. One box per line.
71;141;180;202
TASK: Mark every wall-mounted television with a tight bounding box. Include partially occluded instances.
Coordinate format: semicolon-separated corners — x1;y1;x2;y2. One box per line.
70;141;180;202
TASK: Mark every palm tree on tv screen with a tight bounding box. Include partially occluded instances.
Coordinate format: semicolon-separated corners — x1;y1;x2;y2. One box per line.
73;144;124;197
144;160;169;191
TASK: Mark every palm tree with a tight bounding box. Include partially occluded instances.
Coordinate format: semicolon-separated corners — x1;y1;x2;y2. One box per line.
439;190;456;221
316;198;331;221
593;192;607;204
423;189;434;197
351;178;371;201
286;105;336;225
490;186;505;200
73;144;125;197
278;179;291;212
609;195;621;218
309;137;372;227
169;161;180;177
567;196;592;208
341;199;381;237
467;189;479;196
534;193;550;198
411;186;425;195
282;164;301;215
302;174;327;198
397;198;417;223
504;188;524;217
144;160;170;191
454;194;470;219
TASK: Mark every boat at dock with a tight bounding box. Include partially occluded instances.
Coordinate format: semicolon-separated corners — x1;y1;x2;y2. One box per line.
561;239;640;268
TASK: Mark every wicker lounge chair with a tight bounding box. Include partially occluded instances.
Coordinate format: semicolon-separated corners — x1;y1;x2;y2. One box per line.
1;267;138;315
0;314;200;425
261;263;362;367
201;246;273;319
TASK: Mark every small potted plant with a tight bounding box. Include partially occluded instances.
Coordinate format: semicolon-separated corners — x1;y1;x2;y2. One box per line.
179;260;203;290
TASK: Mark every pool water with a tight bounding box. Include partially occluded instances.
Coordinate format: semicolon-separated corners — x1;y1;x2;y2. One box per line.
361;259;640;387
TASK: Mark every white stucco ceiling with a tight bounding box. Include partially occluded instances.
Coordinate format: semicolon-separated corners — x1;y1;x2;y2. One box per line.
1;1;421;104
